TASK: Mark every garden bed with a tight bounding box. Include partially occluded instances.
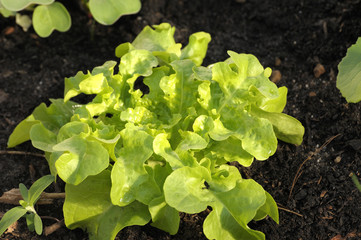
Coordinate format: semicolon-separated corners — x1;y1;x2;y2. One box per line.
1;0;361;239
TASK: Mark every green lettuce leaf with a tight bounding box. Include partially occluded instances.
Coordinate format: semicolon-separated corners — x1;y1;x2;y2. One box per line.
64;170;151;240
7;115;39;148
131;23;179;53
160;60;199;114
337;37;361;103
149;196;180;235
164;166;212;213
250;105;304;145
110;124;154;206
53;136;109;185
181;32;211;66
203;202;265;240
203;179;268;240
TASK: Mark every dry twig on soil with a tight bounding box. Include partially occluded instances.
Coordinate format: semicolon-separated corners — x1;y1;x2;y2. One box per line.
0;150;45;158
289;134;341;200
0;188;65;205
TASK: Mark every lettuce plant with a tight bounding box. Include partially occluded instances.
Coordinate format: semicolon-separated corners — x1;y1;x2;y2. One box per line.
337;37;361;103
4;23;304;239
0;0;140;37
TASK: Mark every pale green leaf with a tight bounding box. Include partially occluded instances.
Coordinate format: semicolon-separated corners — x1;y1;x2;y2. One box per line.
28;175;55;205
211;179;266;224
212;52;278;117
34;213;43;235
30;99;76;132
181;32;211;66
64;70;109;102
89;0;141;25
337;37;361;103
149;196;180;235
153;133;197;169
33;2;71;38
197;80;223;115
177;131;208;151
164;166;212;213
115;42;135;58
110;125;153;206
0;207;27;236
64;71;91;102
223;110;277;160
203;202;265;240
193;66;213;82
90;127;120;162
132;23;177;52
208;165;242;192
15;13;32;32
192;115;214;139
119;49;158;78
29;123;57;152
120;106;158;125
57;121;90;143
64;170;151;240
160;60;198;114
79;74;108;95
250;106;304;145
210;137;254;167
0;7;15;17
7;115;39;148
19;183;29;203
253;191;279;223
53;136;109;185
25;213;35;232
208;118;233;141
0;0;54;11
46;151;60;176
260;86;288;113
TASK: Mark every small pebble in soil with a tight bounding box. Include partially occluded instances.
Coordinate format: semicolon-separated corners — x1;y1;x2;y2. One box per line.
309;91;317;97
275;57;282;66
271;70;282;83
334;156;341;163
313;63;326;78
320;190;327;198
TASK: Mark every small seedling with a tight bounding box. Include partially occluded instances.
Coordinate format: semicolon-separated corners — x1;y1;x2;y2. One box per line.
0;0;141;37
0;175;54;236
337;37;361;103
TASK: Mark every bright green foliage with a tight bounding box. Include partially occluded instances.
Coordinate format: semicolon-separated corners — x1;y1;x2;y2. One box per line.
0;1;15;17
0;0;141;37
32;2;71;37
0;0;53;11
7;23;304;239
64;170;150;240
89;0;141;25
337;37;361;103
0;175;55;236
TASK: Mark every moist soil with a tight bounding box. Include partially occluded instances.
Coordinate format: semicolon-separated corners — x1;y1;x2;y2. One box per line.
1;0;361;239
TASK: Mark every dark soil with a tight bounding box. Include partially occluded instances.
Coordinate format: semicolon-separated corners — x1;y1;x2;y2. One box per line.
1;0;361;239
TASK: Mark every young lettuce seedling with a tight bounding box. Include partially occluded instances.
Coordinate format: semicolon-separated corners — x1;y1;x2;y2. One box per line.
337;37;361;191
5;23;304;240
337;37;361;103
0;175;55;236
0;0;141;37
